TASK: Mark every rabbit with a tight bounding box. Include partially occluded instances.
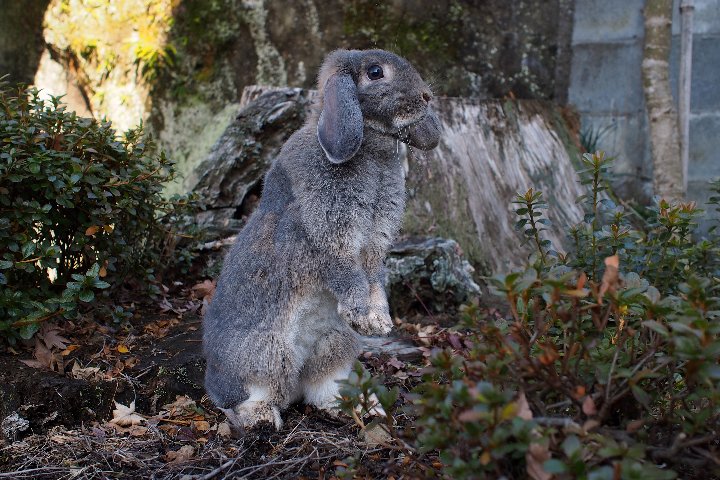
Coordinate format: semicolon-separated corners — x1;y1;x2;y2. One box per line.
202;49;441;431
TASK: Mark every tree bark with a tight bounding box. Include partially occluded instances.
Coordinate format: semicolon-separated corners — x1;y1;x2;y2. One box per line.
0;0;50;85
642;0;684;201
194;86;587;274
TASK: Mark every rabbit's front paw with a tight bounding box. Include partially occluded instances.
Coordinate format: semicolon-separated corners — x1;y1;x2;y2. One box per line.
338;301;369;329
344;306;392;336
366;307;393;335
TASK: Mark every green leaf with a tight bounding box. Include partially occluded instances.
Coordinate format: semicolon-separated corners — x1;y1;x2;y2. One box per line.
587;466;615;480
21;242;36;258
0;260;13;269
19;322;41;340
79;290;95;303
631;385;651;407
543;459;567;474
642;320;669;337
561;435;581;458
87;263;100;277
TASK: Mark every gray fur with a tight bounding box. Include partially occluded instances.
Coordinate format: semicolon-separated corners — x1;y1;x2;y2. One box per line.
202;49;440;430
317;73;364;163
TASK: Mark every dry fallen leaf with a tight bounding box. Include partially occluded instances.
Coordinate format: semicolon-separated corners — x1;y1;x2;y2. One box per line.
144;318;180;338
626;419;645;433
191;279;216;301
117;344;129;354
165;445;195;465
50;434;73;444
217;422;232;438
360;423;392;447
417;325;437;346
110;401;144;426
583;419;601;432
457;409;483;423
192;279;217;316
85;225;100;236
61;345;81;356
526;442;552;480
21;338;61;371
124;356;140;368
163;395;196;415
70;361;103;381
516;391;533;421
193;420;211;432
39;326;71;351
128;426;148;437
538;343;559;365
582;395;598;416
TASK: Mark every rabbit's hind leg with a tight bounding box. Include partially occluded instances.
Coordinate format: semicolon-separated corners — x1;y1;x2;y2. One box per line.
222;385;284;431
300;325;361;413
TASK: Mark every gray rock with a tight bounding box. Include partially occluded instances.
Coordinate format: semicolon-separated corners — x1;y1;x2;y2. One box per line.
385;237;480;315
1;412;29;442
193;87;315;235
360;336;422;362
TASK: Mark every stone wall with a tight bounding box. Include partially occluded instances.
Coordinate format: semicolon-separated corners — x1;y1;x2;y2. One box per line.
28;0;574;196
569;0;720;216
669;0;720;216
194;86;586;273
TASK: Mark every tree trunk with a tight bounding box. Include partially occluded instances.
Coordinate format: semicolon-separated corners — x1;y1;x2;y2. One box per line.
194;86;586;274
0;0;50;85
642;0;684;200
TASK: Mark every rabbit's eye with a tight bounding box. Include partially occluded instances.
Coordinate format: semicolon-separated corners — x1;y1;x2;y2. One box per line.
367;65;384;80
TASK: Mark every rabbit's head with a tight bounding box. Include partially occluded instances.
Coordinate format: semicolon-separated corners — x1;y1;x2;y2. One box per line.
316;49;441;164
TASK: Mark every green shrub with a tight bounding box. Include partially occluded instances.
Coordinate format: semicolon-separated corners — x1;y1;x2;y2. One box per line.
340;152;719;479
0;82;199;341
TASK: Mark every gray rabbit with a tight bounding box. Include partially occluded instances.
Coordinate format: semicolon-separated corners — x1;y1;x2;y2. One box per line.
203;49;441;430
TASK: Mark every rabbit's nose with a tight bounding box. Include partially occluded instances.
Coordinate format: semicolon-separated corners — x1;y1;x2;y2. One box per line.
422;91;432;103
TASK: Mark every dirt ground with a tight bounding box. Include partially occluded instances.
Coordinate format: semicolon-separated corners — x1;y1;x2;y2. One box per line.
0;270;444;479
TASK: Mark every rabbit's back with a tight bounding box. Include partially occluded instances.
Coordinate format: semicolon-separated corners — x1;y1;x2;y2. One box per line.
202;48;441;429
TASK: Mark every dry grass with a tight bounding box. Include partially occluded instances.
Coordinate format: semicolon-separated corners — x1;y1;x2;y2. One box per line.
0;408;388;479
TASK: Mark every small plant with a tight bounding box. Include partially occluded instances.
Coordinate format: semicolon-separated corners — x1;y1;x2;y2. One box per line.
341;152;719;479
0;82;200;341
513;188;555;267
579;123;614;154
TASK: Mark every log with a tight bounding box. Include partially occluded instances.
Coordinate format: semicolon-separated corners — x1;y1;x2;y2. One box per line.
404;98;586;273
193;86;585;273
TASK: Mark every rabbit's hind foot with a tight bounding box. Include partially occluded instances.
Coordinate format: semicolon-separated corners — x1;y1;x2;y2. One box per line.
302;365;352;414
222;386;283;431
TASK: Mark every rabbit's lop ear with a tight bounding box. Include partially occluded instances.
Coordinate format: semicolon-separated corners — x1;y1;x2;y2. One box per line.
406;107;441;151
317;73;364;164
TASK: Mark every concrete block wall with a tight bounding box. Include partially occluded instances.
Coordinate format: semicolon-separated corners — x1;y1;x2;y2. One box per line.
569;0;720;216
569;0;652;201
670;0;720;213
